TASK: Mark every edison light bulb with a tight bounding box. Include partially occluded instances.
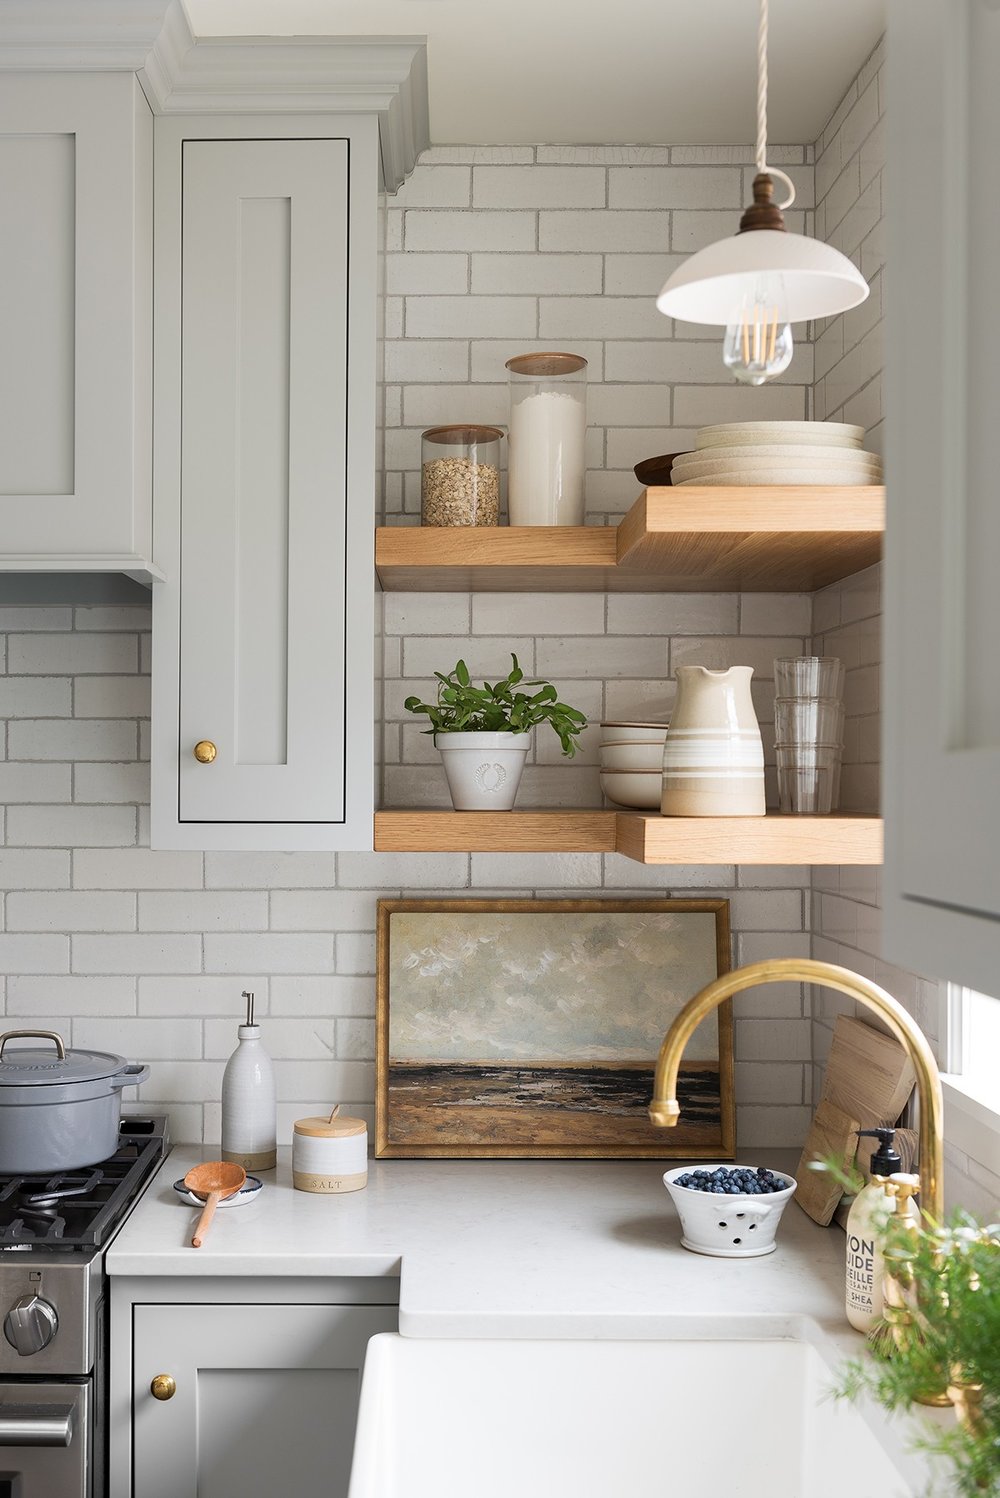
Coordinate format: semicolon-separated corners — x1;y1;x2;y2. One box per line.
723;282;793;386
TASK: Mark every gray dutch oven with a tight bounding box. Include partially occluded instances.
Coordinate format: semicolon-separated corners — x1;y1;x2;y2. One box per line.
0;1029;150;1174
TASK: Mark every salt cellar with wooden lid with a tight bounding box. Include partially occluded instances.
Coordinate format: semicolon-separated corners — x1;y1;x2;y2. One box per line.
292;1104;368;1193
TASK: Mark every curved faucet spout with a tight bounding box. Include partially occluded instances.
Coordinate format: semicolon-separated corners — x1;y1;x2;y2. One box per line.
649;957;944;1226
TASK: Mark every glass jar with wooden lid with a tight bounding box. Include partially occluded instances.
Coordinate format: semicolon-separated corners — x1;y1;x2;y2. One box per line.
420;424;503;527
292;1104;368;1193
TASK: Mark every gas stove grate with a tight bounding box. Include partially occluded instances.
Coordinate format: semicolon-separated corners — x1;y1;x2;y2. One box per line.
0;1118;168;1250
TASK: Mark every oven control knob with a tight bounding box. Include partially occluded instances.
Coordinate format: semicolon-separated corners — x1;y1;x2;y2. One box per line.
3;1294;58;1356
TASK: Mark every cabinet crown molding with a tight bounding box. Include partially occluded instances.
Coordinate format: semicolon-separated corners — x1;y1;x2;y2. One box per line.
0;0;429;189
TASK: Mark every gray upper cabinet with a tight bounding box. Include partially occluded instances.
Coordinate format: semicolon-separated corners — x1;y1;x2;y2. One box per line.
0;71;155;576
149;118;379;849
884;0;1000;993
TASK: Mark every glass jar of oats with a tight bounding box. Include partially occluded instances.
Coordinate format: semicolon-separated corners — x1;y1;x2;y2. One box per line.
420;425;503;527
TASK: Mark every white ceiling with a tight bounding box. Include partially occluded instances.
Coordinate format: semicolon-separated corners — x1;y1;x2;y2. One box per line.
185;0;886;147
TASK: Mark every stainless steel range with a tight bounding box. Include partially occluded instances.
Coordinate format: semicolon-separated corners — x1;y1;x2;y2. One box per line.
0;1116;169;1498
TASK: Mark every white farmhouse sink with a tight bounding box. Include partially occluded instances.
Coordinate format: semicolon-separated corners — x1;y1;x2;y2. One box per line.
349;1333;921;1498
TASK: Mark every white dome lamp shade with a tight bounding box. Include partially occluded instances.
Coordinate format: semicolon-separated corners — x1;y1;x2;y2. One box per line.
656;0;869;386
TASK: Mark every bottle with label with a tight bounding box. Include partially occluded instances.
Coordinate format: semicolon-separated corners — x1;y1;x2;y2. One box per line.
845;1127;901;1332
221;989;277;1172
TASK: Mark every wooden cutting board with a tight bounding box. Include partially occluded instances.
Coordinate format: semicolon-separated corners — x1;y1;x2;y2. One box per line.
795;1097;861;1226
821;1014;916;1129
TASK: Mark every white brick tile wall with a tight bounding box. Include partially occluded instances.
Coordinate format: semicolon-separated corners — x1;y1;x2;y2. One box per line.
0;129;897;1163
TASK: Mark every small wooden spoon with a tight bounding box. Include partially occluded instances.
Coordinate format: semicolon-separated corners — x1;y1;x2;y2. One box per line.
184;1161;247;1248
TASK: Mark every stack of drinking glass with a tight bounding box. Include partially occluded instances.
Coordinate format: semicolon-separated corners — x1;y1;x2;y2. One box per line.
773;657;844;815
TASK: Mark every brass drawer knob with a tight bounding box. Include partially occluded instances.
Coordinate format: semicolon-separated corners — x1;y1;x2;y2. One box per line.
150;1374;176;1401
193;741;217;764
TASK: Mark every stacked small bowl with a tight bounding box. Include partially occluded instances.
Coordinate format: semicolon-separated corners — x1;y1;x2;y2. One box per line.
670;420;883;488
773;657;844;815
599;721;669;809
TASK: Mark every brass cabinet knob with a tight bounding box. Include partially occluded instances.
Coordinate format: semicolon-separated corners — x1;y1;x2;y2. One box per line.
150;1374;177;1401
193;741;217;764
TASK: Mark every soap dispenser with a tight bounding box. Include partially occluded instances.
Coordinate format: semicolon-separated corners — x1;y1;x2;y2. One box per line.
845;1127;901;1332
221;990;277;1172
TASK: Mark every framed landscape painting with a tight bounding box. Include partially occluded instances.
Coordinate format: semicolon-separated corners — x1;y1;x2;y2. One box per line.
375;897;733;1159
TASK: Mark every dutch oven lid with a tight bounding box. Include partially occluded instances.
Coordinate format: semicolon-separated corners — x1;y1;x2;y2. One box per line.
0;1029;129;1087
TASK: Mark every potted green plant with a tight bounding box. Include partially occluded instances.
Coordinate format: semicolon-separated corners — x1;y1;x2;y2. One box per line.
838;1208;1000;1497
404;654;586;810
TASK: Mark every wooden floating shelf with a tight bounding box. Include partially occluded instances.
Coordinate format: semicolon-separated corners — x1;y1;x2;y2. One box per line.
374;810;883;866
375;486;885;594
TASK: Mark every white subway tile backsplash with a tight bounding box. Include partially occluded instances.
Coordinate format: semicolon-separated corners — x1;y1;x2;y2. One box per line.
405;210;536;253
0;763;72;803
384;340;470;384
8;975;136;1015
75;1016;202;1059
539;296;664;341
204;852;336;889
269;976;374;1018
7;891;135;932
8;720;136;762
471;593;604;636
72;933;201;974
0;679;72;717
406;295;536;340
605;594;738;636
609;166;742;210
393;166;471;208
385;253;468;295
0;934;70;972
204;934;336;975
473;165;605;209
470;252;602;296
538;210;670;253
138;891;268;932
73;763;149;804
74;848;203;889
7;634;137;676
7;805;137;848
269;890;378;931
138;975;270;1017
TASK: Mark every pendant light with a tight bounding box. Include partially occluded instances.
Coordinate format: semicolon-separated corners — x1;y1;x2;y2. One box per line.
656;0;869;385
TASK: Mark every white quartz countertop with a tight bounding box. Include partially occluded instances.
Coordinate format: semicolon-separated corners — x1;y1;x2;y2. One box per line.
108;1146;859;1347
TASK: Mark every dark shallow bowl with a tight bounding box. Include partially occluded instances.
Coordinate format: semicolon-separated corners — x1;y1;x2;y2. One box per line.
633;452;687;487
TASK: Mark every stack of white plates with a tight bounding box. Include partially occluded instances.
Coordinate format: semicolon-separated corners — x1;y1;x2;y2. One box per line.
671;422;882;488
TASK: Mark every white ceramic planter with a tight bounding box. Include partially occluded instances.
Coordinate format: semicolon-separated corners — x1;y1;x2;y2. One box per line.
437;731;530;810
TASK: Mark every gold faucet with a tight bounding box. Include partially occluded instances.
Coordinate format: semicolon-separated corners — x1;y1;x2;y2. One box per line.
649;957;944;1227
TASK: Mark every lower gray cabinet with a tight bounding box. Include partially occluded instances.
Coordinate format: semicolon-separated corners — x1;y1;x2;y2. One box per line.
118;1291;397;1498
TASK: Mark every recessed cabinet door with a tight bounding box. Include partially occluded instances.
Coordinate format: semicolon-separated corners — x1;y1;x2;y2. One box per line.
884;0;1000;991
132;1302;396;1498
0;72;151;560
178;139;350;826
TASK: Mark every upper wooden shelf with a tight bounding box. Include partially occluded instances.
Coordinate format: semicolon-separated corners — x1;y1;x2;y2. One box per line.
375;486;885;594
374;810;883;865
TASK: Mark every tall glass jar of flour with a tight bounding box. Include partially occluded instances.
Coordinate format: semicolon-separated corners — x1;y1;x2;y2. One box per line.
506;352;587;525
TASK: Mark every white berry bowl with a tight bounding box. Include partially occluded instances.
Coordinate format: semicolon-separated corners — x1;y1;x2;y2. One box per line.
662;1164;797;1258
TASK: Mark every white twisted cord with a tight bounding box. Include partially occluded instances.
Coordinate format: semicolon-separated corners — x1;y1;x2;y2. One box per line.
754;0;796;209
756;0;768;174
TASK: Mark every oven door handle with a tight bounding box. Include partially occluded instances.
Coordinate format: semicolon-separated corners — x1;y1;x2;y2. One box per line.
0;1401;75;1446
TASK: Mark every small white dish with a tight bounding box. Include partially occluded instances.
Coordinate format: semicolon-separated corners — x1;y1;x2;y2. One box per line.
696;421;864;448
600;770;662;809
599;743;665;772
173;1174;264;1208
676;467;881;487
598;721;669;742
662;1165;797;1258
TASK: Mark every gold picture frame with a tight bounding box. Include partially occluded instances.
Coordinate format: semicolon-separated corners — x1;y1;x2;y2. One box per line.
375;897;733;1159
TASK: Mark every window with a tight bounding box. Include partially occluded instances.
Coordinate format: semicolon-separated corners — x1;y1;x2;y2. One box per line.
946;984;1000;1111
941;983;1000;1184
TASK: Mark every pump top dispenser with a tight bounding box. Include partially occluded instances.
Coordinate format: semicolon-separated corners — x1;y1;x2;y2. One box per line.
857;1127;902;1177
221;989;277;1172
845;1125;901;1332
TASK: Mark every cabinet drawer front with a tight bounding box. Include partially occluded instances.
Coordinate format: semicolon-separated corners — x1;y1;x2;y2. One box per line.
179;139;349;824
132;1301;396;1498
